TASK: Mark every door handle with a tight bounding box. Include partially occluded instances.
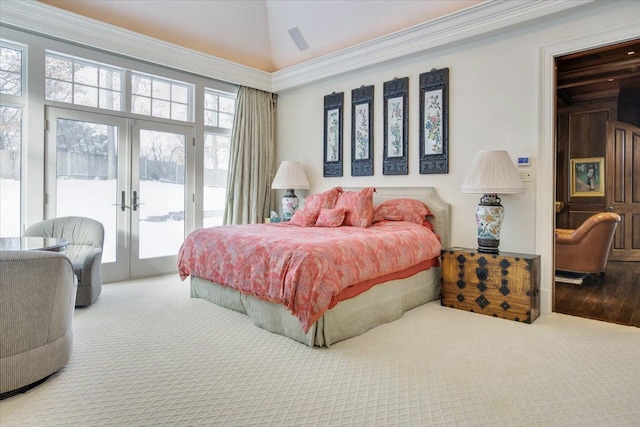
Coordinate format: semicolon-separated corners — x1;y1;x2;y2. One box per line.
555;201;564;213
132;190;143;211
607;206;615;211
112;190;129;211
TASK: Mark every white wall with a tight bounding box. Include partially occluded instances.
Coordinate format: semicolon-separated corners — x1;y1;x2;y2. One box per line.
276;32;538;252
275;1;640;314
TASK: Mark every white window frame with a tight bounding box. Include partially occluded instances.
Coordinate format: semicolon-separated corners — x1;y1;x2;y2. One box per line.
1;26;239;240
0;41;25;98
131;71;194;122
45;50;125;111
204;88;236;130
0;39;26;236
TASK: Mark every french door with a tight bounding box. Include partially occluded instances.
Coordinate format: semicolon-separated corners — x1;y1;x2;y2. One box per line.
606;121;640;262
46;107;194;282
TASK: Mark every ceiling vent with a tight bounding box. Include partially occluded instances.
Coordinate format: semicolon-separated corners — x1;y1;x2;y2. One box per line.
288;27;309;51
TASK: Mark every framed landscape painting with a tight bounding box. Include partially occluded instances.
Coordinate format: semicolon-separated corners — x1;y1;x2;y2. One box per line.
570;157;604;197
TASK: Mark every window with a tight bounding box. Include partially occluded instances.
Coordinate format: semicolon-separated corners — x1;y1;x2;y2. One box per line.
203;133;231;227
0;45;23;96
45;52;123;111
203;88;234;226
5;27;238;253
204;89;235;128
131;72;192;121
53;116;119;262
0;105;22;236
0;42;24;236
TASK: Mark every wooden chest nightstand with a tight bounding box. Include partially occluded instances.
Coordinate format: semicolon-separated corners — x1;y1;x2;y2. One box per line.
440;247;540;323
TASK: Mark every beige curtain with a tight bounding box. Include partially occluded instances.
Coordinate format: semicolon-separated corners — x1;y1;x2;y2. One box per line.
223;87;277;225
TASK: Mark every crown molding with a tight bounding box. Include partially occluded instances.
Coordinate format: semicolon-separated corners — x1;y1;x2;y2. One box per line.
0;0;272;92
1;0;600;94
271;0;598;92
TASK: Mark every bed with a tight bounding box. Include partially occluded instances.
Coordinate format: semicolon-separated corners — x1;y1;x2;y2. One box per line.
179;187;450;347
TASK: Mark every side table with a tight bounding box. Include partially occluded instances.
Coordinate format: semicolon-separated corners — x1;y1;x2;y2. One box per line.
0;237;68;252
441;247;540;323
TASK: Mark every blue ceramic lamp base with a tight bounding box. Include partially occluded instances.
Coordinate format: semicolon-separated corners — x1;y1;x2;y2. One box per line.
475;193;504;253
281;189;299;221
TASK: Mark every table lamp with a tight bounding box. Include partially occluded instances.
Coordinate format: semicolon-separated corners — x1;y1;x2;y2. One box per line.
271;161;310;220
461;150;524;253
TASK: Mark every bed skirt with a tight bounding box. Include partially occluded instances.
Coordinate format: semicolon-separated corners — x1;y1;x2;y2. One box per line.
190;266;441;347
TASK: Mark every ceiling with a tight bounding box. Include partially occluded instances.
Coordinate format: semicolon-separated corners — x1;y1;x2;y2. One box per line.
38;0;483;72
557;39;640;105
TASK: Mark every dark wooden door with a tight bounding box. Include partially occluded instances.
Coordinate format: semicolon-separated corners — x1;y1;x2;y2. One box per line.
556;107;611;229
606;121;640;261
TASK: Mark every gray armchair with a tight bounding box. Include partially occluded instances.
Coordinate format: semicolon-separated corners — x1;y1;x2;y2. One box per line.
25;216;104;306
0;250;76;398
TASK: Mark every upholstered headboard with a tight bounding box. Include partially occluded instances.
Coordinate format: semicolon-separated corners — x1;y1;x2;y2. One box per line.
345;187;451;248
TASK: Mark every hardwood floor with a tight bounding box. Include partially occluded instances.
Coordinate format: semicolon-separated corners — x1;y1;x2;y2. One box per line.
554;261;640;327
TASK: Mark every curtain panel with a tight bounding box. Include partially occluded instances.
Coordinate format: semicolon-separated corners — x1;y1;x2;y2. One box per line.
223;87;277;225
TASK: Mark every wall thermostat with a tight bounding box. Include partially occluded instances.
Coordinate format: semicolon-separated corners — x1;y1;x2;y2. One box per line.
517;157;530;166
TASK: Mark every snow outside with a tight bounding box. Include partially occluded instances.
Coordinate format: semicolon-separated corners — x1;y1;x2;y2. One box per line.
0;178;225;263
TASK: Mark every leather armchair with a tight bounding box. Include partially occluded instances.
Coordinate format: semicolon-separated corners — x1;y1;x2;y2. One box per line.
555;212;621;275
0;250;76;398
25;216;104;306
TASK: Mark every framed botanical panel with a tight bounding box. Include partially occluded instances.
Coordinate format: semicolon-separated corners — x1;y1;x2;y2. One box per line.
419;67;449;174
323;92;344;177
570;157;605;197
351;85;374;176
383;77;408;175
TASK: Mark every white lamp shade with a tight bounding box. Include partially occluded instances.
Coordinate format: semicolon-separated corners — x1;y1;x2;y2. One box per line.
461;151;525;194
272;161;310;190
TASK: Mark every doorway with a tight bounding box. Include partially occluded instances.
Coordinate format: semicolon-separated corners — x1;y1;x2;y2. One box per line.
46;107;194;282
553;40;640;326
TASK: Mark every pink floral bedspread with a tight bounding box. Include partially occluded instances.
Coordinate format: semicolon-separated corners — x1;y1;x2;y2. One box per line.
178;221;441;332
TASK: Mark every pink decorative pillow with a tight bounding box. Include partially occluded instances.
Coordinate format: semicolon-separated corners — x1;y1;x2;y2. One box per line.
373;198;434;225
304;187;343;211
288;209;320;227
335;187;375;227
315;207;345;227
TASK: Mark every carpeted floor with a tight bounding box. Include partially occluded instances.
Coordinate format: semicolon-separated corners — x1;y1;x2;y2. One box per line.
1;274;639;426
